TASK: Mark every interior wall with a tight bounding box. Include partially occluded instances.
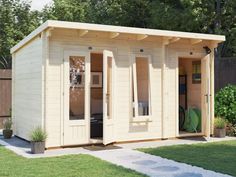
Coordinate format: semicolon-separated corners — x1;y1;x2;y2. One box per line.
179;58;201;109
136;57;149;103
91;53;103;115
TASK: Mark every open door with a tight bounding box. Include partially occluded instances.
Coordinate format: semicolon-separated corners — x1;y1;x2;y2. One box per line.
103;50;114;145
201;54;211;137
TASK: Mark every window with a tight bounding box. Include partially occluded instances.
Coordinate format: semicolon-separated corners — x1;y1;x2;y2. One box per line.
192;61;201;84
132;56;151;118
91;72;102;88
69;56;85;120
106;57;112;118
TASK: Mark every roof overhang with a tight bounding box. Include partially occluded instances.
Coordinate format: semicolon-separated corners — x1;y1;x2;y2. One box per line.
11;20;226;54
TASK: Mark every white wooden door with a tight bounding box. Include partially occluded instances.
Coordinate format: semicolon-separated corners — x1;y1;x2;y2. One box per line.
63;51;90;145
201;54;211;137
103;50;114;145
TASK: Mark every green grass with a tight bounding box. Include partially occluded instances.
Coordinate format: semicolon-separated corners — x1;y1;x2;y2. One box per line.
0;146;145;177
139;140;236;176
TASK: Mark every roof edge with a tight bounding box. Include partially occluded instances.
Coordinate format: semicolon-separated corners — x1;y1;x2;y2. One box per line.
11;21;49;54
11;20;226;54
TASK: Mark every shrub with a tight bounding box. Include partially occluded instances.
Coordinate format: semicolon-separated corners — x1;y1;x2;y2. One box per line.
3;118;12;130
214;117;226;129
215;84;236;125
30;127;47;142
226;121;236;136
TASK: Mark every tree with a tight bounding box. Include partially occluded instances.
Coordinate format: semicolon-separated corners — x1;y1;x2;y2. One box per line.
42;0;151;27
41;0;89;22
217;0;236;57
86;0;124;25
1;0;235;63
149;0;236;57
0;0;41;69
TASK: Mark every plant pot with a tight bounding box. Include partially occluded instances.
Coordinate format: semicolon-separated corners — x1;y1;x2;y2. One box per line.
214;128;226;138
31;141;45;154
3;130;13;139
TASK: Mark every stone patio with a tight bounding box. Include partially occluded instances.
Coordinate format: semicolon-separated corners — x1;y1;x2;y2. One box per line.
90;148;232;177
0;133;235;177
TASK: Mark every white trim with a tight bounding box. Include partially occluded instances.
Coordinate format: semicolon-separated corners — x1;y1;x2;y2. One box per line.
103;50;115;145
11;20;225;54
176;53;179;137
42;31;50;134
131;54;152;122
63;50;90;145
176;51;209;137
161;43;167;139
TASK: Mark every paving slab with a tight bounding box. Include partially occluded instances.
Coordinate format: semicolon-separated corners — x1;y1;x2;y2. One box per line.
0;134;234;177
90;149;232;177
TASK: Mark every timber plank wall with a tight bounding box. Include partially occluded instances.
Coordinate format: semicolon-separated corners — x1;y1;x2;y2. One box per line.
0;69;12;129
215;57;236;92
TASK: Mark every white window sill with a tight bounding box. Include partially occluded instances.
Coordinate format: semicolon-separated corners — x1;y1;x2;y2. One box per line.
131;116;152;122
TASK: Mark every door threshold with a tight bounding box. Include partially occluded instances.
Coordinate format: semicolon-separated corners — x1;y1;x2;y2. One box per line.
178;132;204;138
89;138;103;144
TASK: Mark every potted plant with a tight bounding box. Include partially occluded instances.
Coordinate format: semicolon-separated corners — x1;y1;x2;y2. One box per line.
214;117;226;138
30;127;47;154
3;118;13;139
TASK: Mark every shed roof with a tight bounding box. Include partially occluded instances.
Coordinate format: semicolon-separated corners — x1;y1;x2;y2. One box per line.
11;20;225;53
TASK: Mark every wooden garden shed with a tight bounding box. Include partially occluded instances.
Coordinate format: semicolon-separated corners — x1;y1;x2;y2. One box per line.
11;20;225;148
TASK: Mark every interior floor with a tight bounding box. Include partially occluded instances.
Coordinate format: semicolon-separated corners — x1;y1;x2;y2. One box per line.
90;53;103;139
179;58;202;135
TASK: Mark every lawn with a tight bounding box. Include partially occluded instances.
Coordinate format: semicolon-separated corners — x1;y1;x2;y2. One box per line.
0;146;145;177
139;140;236;176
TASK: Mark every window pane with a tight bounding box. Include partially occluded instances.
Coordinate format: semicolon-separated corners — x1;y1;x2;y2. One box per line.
192;61;201;84
136;57;149;116
69;56;85;120
107;57;112;118
131;70;135;117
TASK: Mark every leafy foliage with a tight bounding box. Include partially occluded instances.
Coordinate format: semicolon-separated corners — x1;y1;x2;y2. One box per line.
0;0;41;69
30;127;47;142
226;121;236;136
1;0;236;70
41;0;88;22
0;56;11;69
3;118;12;130
215;85;236;125
214;117;226;129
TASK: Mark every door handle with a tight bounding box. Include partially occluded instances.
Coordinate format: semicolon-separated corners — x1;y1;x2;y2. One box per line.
205;94;208;103
106;93;110;102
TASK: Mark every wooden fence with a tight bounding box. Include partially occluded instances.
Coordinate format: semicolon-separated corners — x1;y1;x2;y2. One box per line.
215;57;236;92
0;69;12;129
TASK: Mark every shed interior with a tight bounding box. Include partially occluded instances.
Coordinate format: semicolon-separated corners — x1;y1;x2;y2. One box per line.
179;58;202;135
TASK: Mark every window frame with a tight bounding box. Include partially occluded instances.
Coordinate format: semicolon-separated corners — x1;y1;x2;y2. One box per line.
130;54;152;121
192;60;201;84
69;56;86;121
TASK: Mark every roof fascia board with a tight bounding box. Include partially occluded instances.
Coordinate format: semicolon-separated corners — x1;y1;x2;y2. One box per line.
11;20;226;54
48;20;225;41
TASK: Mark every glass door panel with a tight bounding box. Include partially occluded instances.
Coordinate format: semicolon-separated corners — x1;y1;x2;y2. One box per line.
69;56;85;120
106;57;112;118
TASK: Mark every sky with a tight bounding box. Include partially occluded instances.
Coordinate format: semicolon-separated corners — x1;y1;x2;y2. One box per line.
30;0;53;10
